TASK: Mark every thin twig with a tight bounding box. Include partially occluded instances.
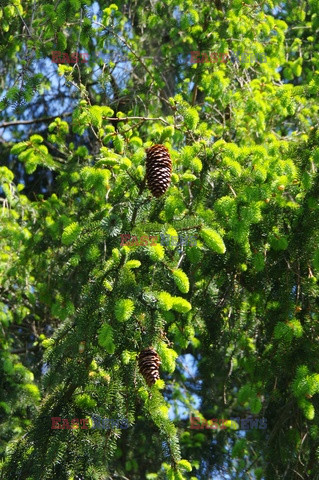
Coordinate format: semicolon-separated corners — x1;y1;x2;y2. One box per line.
102;116;169;124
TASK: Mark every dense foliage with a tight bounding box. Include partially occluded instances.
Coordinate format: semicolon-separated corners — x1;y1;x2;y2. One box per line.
1;1;319;479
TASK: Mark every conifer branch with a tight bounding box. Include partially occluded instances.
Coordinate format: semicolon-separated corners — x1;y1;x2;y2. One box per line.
0;112;72;128
130;176;147;228
102;116;170;124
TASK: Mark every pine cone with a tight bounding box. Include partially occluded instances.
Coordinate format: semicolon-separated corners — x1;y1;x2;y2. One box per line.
146;144;172;198
138;347;161;386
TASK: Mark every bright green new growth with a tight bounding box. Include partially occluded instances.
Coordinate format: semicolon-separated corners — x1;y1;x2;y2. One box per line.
157;342;178;373
74;393;97;409
172;269;190;293
157;291;174;311
200;228;226;254
98;323;115;354
171;297;192;313
114;299;135;322
61;222;81;245
125;260;141;269
148;244;165;261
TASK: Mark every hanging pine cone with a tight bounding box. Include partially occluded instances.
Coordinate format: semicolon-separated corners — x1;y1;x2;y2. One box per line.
138;347;161;386
146;144;172;198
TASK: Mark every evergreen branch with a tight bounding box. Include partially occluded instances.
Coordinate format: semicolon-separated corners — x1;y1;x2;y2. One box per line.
95;22;156;83
101;116;169;125
0;112;72;128
130;176;147;228
42;139;68;161
93;21;174;111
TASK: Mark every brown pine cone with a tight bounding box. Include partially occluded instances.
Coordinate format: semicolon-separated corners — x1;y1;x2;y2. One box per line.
146;144;172;198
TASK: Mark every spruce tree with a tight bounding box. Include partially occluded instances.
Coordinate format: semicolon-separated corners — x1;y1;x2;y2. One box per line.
1;1;319;480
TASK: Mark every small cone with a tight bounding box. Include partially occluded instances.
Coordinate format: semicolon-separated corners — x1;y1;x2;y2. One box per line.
146;144;172;198
138;347;161;386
